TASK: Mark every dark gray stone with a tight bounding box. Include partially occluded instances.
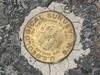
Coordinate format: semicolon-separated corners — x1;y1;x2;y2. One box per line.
0;0;53;75
63;0;100;75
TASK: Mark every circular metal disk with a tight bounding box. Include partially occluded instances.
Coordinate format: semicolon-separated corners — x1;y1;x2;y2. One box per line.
23;11;76;63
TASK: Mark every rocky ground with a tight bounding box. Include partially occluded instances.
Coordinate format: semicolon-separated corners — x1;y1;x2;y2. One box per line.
0;0;100;75
62;0;100;75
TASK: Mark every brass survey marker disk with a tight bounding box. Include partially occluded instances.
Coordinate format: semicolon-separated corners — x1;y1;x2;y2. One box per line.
23;11;76;63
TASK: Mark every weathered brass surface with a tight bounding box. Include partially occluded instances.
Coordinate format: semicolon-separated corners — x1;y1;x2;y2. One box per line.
23;11;76;63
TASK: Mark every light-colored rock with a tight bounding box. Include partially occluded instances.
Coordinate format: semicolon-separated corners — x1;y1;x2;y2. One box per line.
19;2;90;75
